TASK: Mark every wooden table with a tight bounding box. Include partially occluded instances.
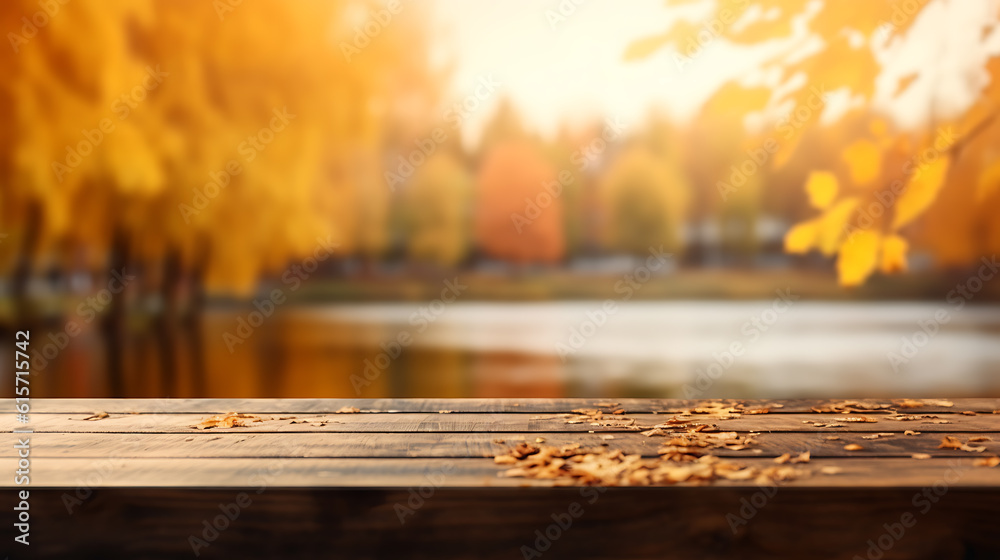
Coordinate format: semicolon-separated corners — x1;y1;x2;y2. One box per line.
2;398;999;559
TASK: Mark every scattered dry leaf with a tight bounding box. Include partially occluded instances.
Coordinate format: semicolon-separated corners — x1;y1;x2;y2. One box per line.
973;456;1000;468
824;435;842;441
961;411;977;416
774;453;791;464
926;400;954;407
911;453;931;460
813;401;892;413
836;416;878;423
81;412;110;421
820;466;844;475
194;412;264;429
938;436;986;453
844;444;864;451
495;441;802;487
904;430;920;436
335;406;360;414
535;437;546;443
968;436;992;442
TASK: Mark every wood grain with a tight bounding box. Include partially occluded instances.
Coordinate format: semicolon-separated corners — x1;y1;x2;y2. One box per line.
5;487;997;560
1;431;995;459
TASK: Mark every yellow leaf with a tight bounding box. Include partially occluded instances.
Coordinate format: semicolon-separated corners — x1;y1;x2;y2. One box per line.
892;156;951;230
784;219;820;254
805;171;838;209
841;139;882;186
880;234;908;274
817;197;860;256
837;230;881;287
976;160;1000;201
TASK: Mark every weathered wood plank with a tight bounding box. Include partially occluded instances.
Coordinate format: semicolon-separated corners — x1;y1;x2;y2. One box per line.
7;488;999;560
5;411;998;433
2;456;998;488
3;397;996;414
2;431;996;459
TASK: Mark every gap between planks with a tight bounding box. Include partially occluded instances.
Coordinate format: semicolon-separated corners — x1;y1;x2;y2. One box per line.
4;412;1000;433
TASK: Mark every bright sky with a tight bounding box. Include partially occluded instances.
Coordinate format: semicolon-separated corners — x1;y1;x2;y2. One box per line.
429;0;1000;146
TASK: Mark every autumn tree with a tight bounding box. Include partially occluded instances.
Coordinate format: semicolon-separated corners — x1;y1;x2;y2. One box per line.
597;144;690;256
0;0;438;387
1;0;438;294
399;151;473;268
630;0;1000;285
475;141;566;264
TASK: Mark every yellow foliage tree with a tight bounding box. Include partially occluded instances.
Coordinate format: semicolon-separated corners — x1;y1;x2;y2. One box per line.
597;144;690;256
630;0;1000;285
400;151;473;267
0;0;437;295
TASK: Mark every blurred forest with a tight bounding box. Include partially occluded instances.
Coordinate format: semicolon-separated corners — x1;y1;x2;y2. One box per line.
4;1;1000;302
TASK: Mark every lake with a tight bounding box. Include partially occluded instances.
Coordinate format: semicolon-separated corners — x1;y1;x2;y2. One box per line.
14;301;1000;399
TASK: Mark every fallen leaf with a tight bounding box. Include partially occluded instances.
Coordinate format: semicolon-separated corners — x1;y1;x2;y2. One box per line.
911;453;932;460
939;436;986;453
82;412;110;421
904;430;920;436
844;444;864;451
973;456;1000;468
774;453;791;464
535;437;546;443
824;436;841;441
968;436;992;442
335;406;361;414
961;411;977;416
820;466;843;475
836;416;878;423
193;412;264;430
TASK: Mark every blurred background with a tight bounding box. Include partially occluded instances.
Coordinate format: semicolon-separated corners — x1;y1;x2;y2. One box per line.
2;0;1000;400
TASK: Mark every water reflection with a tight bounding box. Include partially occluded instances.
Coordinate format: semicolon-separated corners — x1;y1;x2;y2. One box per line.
10;302;1000;399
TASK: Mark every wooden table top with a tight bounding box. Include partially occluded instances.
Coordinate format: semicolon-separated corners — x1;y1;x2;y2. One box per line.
3;397;999;489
